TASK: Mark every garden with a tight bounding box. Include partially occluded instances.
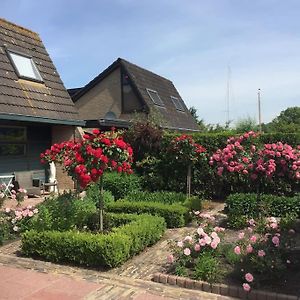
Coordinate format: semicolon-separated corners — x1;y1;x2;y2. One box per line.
0;125;300;298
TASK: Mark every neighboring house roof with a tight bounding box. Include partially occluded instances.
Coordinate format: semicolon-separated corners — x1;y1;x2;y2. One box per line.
0;18;83;125
70;58;199;131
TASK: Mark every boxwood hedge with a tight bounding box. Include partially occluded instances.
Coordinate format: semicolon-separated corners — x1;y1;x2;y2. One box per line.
21;213;166;268
106;201;190;228
226;193;300;228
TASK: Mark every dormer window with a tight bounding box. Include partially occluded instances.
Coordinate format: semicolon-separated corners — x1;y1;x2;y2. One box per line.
146;88;164;106
7;50;43;82
171;96;185;111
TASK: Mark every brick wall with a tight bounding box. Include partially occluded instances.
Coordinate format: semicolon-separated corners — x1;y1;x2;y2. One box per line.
51;125;75;190
75;67;122;120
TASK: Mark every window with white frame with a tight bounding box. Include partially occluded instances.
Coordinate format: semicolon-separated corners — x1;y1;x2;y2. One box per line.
146;89;164;106
7;50;43;82
171;96;185;111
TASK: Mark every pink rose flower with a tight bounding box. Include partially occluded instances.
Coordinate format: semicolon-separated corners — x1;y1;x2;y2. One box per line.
211;241;218;249
177;241;184;248
197;227;204;236
211;232;218;239
199;238;206;246
258;250;266;257
245;273;254;282
246;245;253;253
204;236;212;245
250;235;257;243
194;244;201;251
183;248;191;256
234;246;241;255
272;236;280;247
238;232;245;239
184;236;193;243
243;283;251;292
167;254;174;263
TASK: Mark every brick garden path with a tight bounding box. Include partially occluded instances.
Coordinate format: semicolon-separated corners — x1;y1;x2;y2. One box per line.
0;202;232;299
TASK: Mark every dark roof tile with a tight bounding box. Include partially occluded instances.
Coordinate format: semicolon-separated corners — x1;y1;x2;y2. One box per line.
0;18;81;124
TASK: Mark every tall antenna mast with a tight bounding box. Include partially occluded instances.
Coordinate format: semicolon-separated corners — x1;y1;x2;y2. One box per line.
226;65;231;125
258;88;262;133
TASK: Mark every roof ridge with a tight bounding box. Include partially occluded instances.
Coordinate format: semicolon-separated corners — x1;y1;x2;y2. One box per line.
119;58;173;83
0;18;40;39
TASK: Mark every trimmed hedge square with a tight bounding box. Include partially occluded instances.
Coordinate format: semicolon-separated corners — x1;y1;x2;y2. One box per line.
106;201;190;228
21;213;166;268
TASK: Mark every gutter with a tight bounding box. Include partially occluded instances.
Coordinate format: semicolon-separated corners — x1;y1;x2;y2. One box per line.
0;113;85;126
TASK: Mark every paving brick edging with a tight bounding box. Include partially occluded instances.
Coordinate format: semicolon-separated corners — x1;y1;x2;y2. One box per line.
152;273;299;300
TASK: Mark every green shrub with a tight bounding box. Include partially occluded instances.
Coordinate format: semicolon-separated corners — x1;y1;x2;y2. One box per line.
138;132;300;198
85;183;115;206
226;193;300;228
22;230;131;268
103;172;141;199
192;252;224;283
21;214;166;268
107;201;189;228
183;196;202;211
125;190;202;211
125;191;186;204
27;192;97;231
0;213;12;245
225;193;259;218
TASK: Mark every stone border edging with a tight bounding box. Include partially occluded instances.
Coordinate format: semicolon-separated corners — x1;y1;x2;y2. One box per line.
152;273;299;300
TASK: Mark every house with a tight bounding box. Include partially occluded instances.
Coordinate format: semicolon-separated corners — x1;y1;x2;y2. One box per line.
0;18;84;189
69;58;199;132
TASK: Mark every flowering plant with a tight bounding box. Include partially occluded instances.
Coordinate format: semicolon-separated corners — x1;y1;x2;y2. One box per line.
40;129;133;231
168;135;206;197
167;213;225;282
168;134;206;165
4;206;38;233
41;129;133;189
210;132;300;195
232;216;295;292
11;188;28;206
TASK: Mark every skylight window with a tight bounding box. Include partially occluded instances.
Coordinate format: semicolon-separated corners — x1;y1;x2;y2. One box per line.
146;89;164;106
7;50;43;82
171;96;185;111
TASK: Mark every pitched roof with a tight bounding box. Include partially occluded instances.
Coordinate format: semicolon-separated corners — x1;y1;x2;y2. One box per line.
0;18;83;125
71;58;199;131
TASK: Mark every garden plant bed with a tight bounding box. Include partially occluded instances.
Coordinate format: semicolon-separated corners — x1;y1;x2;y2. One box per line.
152;272;300;300
163;203;300;299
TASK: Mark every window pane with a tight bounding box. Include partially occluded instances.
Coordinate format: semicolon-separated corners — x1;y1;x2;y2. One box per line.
0;127;26;142
171;96;185;111
0;144;26;156
9;52;42;81
146;89;164;106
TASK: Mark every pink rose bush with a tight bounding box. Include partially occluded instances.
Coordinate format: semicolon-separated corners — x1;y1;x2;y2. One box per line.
168;213;225;283
209;131;300;195
231;216;295;292
3;206;38;233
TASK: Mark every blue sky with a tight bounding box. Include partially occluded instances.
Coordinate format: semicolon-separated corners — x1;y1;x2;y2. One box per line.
2;0;300;125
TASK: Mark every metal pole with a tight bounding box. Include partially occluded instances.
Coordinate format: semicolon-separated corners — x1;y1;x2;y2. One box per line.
258;88;262;133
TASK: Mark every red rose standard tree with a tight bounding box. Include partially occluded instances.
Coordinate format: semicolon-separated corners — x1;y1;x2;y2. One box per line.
168;135;206;197
40;129;133;231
